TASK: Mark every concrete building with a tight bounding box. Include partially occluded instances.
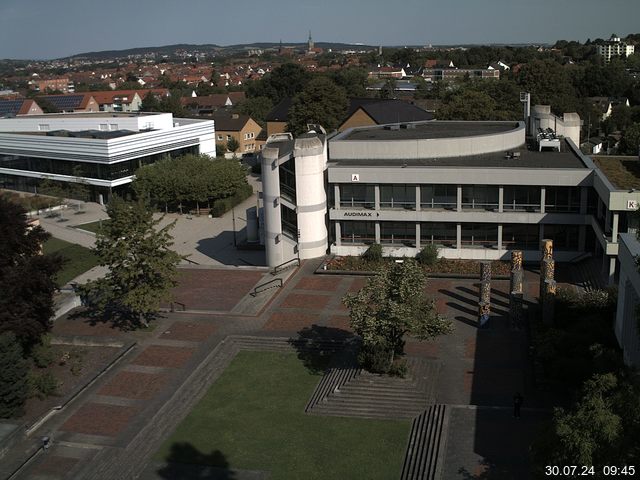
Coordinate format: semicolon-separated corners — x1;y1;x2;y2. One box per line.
259;115;640;283
598;35;635;63
0;112;215;203
615;233;640;367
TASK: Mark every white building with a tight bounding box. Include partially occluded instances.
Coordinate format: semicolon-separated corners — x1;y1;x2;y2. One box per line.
0;112;215;203
597;35;635;63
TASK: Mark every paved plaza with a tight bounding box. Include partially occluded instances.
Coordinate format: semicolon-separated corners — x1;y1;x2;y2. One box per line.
0;257;559;480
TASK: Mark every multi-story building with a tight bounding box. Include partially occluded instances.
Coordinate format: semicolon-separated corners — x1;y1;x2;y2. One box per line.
259;111;640;285
212;113;262;155
597;34;635;63
422;68;500;82
0;112;215;203
30;77;74;93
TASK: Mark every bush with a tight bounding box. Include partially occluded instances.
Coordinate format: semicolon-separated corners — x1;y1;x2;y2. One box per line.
210;184;254;217
0;332;30;418
362;243;383;262
416;244;439;266
29;371;59;400
31;335;55;368
358;340;393;373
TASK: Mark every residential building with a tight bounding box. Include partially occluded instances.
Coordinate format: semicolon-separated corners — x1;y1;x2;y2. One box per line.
38;94;99;113
598;35;635;63
258;111;640;288
422;67;500;82
0;112;215;203
29;77;74;93
212;113;262;155
90;91;143;112
181;92;246;115
0;99;44;117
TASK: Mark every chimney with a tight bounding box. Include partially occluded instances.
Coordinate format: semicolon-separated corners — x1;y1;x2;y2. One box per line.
232;113;239;119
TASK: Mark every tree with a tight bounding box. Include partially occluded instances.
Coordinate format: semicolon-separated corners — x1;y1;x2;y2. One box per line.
78;198;182;328
226;137;240;155
287;77;348;134
517;59;577;114
237;96;273;125
140;91;161;112
0;197;61;350
620;123;640;155
343;259;452;373
246;63;310;104
0;332;30;418
438;90;498;120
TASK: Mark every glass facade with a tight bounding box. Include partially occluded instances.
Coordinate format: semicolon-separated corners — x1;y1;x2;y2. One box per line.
340;184;375;209
341;221;375;244
545;187;581;213
0;146;198;181
420;222;457;247
380;184;415;209
502;224;539;250
503;186;541;212
544;224;579;251
279;161;296;202
380;222;415;245
461;223;498;249
281;205;298;240
461;185;499;211
420;185;456;209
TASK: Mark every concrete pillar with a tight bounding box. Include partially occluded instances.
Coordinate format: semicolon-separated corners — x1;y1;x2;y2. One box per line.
374;185;380;210
375;222;381;244
415;185;421;212
498;186;504;213
334;184;341;210
608;257;617;285
335;222;341;246
261;147;283;268
540;187;546;214
456;185;462;212
497;224;503;250
416;223;421;249
456;223;462;250
612;212;619;243
580;186;588;215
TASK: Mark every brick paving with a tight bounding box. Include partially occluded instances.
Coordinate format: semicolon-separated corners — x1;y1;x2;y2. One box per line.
159;321;217;342
170;269;265;311
131;345;195;368
262;311;321;331
326;314;352;332
98;371;168;400
294;276;341;291
31;456;79;476
280;292;331;309
61;403;138;437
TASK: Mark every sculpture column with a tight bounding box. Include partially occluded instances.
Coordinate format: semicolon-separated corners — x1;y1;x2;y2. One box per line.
539;239;556;325
509;250;524;329
478;261;492;327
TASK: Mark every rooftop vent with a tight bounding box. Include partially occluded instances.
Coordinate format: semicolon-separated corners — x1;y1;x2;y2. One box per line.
384;124;400;131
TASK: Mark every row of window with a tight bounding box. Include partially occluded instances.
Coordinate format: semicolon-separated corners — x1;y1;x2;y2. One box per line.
337;184;586;213
339;221;580;251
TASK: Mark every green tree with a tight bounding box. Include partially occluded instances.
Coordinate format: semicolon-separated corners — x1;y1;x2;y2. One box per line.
287;77;348;134
517;59;577;114
620;123;640;155
140;91;161;112
333;67;369;97
343;259;452;373
378;78;397;99
238;96;273;125
0;197;61;350
247;63;310;104
226;137;240;154
79;198;182;328
0;332;30;418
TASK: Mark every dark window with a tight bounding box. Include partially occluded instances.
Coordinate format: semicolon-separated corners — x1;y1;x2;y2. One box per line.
544;224;579;250
380;222;415;245
420;185;457;209
341;221;375;244
420;222;457;248
462;185;499;211
281;205;298;240
502;224;539;250
461;223;498;249
503;186;541;212
545;187;580;213
279;161;296;202
340;184;375;209
380;184;415;209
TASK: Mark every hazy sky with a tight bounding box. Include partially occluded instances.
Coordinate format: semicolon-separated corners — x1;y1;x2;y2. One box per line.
1;0;638;59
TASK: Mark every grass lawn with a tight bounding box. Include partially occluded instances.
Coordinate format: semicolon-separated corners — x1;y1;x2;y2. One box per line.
74;220;108;234
156;351;410;479
43;237;99;286
593;156;640;190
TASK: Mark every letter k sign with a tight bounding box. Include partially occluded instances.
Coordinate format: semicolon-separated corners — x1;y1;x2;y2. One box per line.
351;173;360;182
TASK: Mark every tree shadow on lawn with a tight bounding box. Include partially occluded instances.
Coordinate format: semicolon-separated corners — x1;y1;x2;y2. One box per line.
157;442;238;480
288;324;360;374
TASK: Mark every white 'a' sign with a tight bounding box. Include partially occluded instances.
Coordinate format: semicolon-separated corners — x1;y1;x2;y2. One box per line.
351;173;360;182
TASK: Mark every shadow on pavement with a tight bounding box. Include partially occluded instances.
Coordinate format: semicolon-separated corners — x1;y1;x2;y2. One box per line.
288;324;359;374
156;443;236;480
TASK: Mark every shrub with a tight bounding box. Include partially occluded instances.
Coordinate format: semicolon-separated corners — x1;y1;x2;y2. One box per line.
0;332;30;418
29;371;59;400
416;244;439;266
362;243;383;262
31;335;55;368
210;184;254;217
358;340;393;373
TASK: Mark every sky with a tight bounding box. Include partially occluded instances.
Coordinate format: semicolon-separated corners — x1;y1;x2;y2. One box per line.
1;0;639;60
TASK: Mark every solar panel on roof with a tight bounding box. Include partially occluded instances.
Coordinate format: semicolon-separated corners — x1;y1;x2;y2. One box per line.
42;95;84;110
0;100;23;115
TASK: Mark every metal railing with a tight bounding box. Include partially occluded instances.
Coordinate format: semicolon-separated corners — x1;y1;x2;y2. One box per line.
251;278;283;296
272;257;300;275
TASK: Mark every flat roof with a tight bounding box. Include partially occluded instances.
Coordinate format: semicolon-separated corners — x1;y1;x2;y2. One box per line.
342;121;519;141
6;112;164;119
10;129;139;139
593;156;640;190
330;142;587;169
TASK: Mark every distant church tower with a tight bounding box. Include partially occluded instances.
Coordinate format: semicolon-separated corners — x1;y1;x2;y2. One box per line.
308;31;314;53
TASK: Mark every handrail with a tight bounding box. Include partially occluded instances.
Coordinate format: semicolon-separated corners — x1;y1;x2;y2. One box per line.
250;278;283;296
272;257;300;275
170;301;186;312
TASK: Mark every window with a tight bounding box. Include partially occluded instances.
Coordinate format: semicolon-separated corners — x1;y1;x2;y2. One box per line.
462;185;499;210
38;124;50;131
109;124;119;131
421;185;457;209
420;222;457;247
461;223;498;249
341;221;375;244
217;135;223;141
503;186;541;212
99;124;108;131
340;184;375;209
502;224;539;250
544;224;579;251
281;205;298;240
545;187;580;213
380;184;415;209
380;222;415;246
279;161;296;202
226;135;232;141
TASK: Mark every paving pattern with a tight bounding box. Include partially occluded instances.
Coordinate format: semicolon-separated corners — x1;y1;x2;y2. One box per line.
4;261;557;480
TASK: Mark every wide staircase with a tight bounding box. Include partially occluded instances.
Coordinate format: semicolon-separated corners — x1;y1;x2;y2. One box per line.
306;357;441;419
571;257;605;292
400;405;448;480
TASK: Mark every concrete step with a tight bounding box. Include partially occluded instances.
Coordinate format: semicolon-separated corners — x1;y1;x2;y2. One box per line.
400;405;448;480
322;395;427;409
336;384;428;400
311;404;420;419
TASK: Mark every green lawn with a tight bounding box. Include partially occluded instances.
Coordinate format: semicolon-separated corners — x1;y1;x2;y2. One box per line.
43;237;99;286
156;351;410;479
74;220;108;234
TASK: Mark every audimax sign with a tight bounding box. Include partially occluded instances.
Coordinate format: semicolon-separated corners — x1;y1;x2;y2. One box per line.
342;211;380;217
